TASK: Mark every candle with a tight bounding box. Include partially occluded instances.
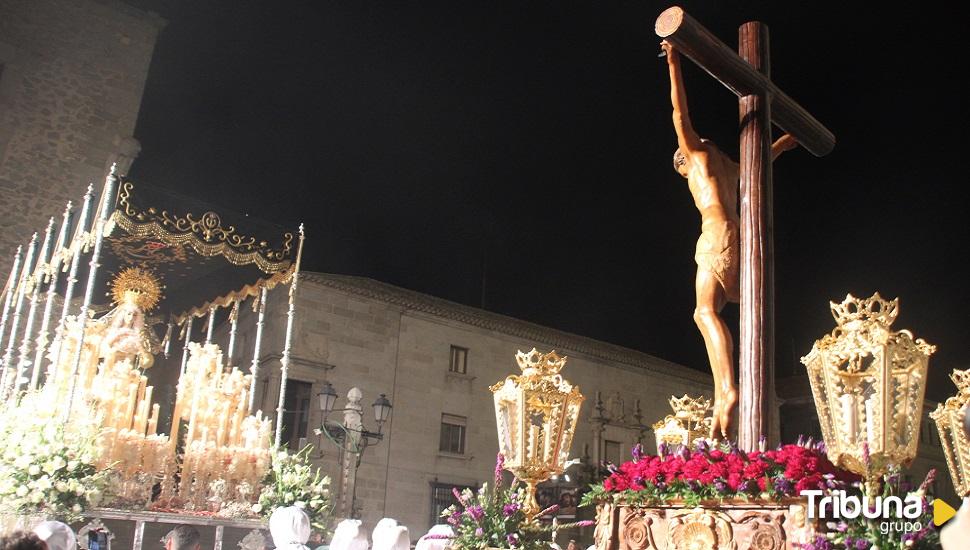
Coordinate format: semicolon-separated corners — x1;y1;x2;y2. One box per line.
841;394;858;443
865;397;875;447
148;404;159;436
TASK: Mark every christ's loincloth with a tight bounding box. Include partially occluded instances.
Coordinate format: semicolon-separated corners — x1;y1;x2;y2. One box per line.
694;219;740;303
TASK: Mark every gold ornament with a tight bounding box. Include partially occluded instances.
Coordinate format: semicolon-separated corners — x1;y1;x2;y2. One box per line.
652;394;713;452
110;267;163;312
801;293;935;482
930;369;970;496
491;349;584;522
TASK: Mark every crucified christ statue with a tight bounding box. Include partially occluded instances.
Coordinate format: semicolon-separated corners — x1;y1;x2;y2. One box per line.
662;40;798;439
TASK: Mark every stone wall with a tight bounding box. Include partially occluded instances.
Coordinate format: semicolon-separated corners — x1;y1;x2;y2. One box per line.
247;273;713;538
0;0;162;271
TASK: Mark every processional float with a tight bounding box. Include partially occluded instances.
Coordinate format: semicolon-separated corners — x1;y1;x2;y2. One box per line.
0;166;305;541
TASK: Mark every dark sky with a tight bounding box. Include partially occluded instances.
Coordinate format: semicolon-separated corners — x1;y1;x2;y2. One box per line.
124;1;968;396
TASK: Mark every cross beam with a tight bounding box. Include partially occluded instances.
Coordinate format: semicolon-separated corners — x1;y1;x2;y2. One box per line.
655;6;834;450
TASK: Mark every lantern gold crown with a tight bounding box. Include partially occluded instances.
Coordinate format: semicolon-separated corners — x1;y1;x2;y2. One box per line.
669;394;711;420
931;369;970;496
829;293;898;328
515;348;567;376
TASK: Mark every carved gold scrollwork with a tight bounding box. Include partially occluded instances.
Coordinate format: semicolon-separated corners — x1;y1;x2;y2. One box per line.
113;181;294;271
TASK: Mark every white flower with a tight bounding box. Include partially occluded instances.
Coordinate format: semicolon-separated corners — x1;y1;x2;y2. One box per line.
16;485;29;497
56;481;70;493
35;476;52;491
67;460;79;470
72;504;82;513
284;492;295;502
14;455;32;469
27;464;41;476
252;503;263;513
294;501;306;509
29;491;42;503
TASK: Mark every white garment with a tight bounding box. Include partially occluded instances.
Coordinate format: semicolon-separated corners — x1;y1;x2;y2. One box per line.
371;518;409;550
414;524;453;550
330;519;369;550
270;506;312;550
34;521;76;550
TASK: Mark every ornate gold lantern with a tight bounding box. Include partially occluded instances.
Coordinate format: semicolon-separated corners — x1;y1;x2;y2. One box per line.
651;394;712;453
491;349;584;522
930;370;970;496
801;293;935;481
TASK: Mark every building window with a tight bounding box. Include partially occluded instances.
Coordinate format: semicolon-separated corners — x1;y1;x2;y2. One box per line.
440;414;467;455
430;481;471;525
449;346;468;374
281;380;313;450
604;440;622;465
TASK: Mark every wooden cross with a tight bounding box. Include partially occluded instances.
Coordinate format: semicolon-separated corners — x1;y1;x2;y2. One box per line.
655;7;835;451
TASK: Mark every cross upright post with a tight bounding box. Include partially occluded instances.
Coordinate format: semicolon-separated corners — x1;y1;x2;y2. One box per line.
656;6;834;451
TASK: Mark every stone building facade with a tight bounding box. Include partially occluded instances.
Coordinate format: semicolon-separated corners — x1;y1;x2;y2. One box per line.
235;272;714;536
0;0;163;265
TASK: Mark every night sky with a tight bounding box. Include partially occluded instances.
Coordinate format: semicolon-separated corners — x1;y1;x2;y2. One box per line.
124;1;968;397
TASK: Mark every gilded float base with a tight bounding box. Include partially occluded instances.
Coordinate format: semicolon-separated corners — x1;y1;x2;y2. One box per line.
593;501;815;550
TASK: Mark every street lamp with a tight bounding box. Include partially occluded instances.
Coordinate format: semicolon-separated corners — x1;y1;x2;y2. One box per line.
313;384;392;518
314;384;391;452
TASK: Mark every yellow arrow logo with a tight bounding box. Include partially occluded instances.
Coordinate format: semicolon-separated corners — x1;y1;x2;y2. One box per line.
934;498;957;526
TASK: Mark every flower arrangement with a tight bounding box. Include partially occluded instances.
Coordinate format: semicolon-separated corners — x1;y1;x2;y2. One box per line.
255;445;332;531
0;392;110;522
581;438;856;508
439;454;593;550
797;468;940;550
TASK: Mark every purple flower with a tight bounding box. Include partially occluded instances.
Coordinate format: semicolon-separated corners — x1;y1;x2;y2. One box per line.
796;435;806;447
573;520;596;527
606;462;618;474
495;453;505;488
773;477;793;495
507;534;519;546
447;511;461;526
758;435;767;451
465;505;484;522
740;480;757;494
537;504;560;517
694;439;710;453
713;479;729;494
676;445;691;461
631;443;644;463
659;441;671;458
655;481;667;491
686;480;702;492
854;539;870;550
475;528;484;537
835;522;848;533
862;442;871;469
919;468;938;492
503;503;520;517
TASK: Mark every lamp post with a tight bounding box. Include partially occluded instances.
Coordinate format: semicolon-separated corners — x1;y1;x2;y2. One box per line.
313;383;391;518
